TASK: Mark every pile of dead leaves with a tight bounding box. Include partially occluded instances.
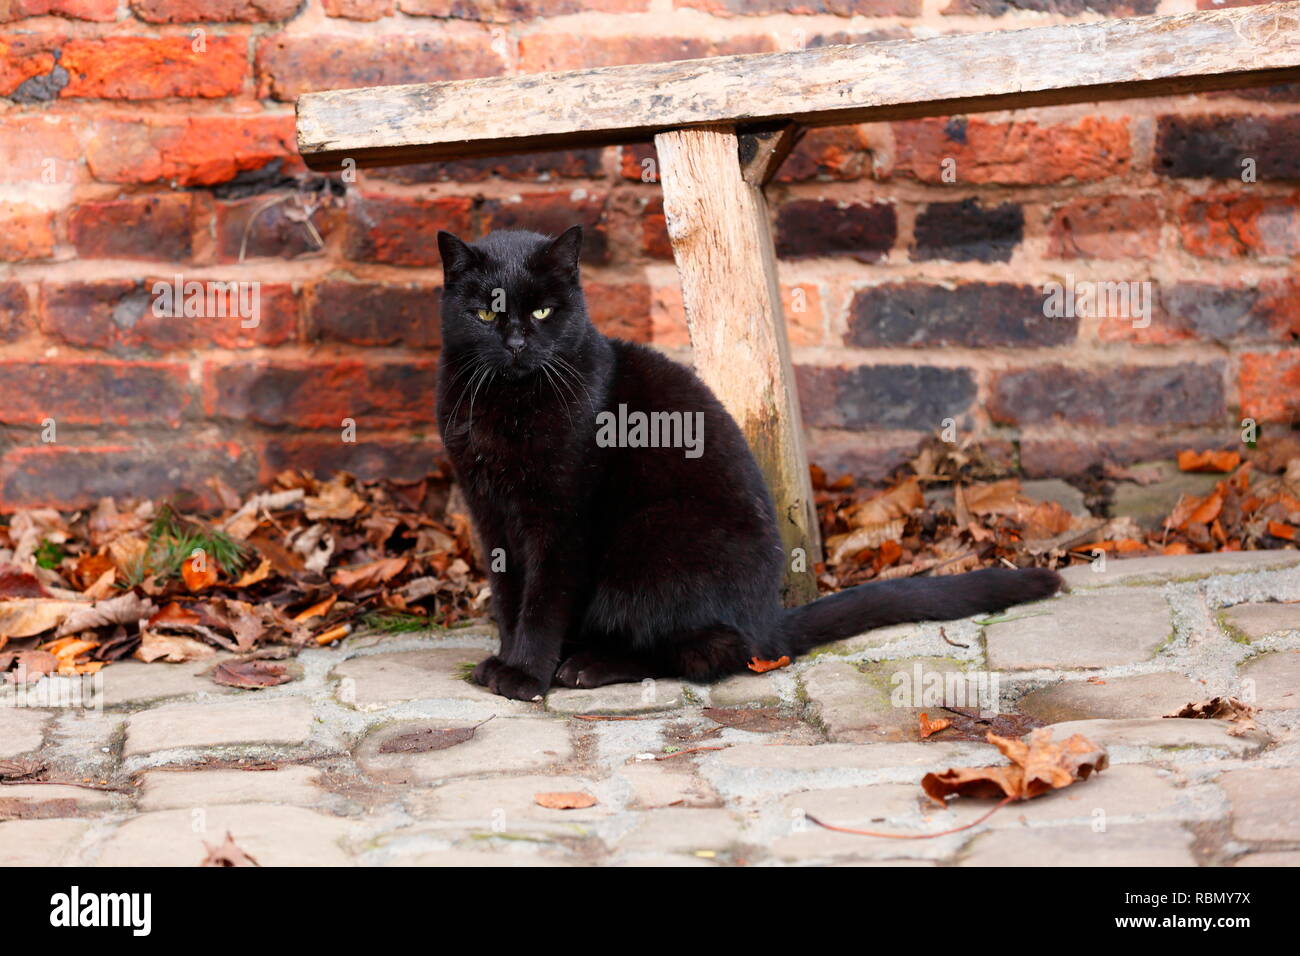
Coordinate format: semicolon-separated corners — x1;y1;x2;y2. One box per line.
0;467;488;686
813;436;1300;591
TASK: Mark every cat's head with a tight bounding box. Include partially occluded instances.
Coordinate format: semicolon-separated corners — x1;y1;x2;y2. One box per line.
437;226;589;377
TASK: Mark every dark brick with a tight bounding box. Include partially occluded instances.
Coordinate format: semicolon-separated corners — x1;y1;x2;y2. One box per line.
775;126;875;183
369;149;604;184
203;359;439;428
131;0;305;21
848;282;1076;348
0;360;192;426
68;194;193;261
796;364;976;431
305;281;440;348
0;282;31;342
344;194;474;267
0;442;254;512
215;194;333;262
41;281;298;351
1159;281;1299;344
1155;115;1300;181
775;200;896;262
912;198;1023;263
260;437;441;485
989;363;1225;428
941;0;1155;13
480;191;611;265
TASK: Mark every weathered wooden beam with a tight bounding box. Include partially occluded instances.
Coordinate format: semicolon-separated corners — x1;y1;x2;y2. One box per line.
298;3;1300;170
654;126;821;607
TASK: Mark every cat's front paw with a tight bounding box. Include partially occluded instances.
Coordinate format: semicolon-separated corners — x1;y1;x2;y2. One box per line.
471;656;548;701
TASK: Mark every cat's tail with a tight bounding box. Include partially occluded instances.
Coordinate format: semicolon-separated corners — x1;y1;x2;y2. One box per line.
778;567;1063;656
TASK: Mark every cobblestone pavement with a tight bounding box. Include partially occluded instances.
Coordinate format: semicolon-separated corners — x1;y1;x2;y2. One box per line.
2;551;1298;867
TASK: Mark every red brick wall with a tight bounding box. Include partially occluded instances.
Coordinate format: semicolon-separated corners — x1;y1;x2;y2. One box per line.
1;0;1297;510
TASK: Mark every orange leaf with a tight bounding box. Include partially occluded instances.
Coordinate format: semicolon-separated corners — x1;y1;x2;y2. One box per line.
1177;449;1241;473
1267;520;1297;541
293;593;338;623
748;655;791;673
148;601;202;627
181;554;218;592
918;712;951;739
533;791;597;810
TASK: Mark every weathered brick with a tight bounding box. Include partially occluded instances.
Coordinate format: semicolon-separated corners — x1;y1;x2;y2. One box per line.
0;203;55;261
1046;195;1161;260
69;194;193;261
775;199;896;262
0;115;81;185
1155;114;1300;181
0;443;252;513
86;114;297;186
677;0;918;14
305;281;440;348
0;282;31;342
989;362;1226;427
1239;351;1300;423
255;34;504;100
518;34;773;72
942;0;1155;12
203;359;439;428
797;364;977;430
776;126;875;182
1179;193;1299;259
893;116;1130;185
60;36;247;99
368;149;604;184
0;34;62;97
259;438;440;485
131;0;305;21
848;283;1076;348
344;194;473;267
1098;280;1300;346
640;196;672;260
0;0;116;21
0;360;192;426
585;281;652;342
480;191;610;264
322;0;392;17
214;194;333;262
41;280;298;351
912;198;1023;263
400;0;646;17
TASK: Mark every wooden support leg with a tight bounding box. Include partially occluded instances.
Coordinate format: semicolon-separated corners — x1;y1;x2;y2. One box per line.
654;124;821;607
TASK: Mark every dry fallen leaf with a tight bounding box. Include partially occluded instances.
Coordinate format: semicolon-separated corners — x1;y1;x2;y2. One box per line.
918;712;951;739
378;716;494;754
922;729;1108;803
331;557;408;591
1178;449;1242;473
0;599;88;639
211;659;293;689
1165;696;1260;737
59;592;156;637
534;791;597;810
134;632;216;663
747;655;791;673
181;554;219;592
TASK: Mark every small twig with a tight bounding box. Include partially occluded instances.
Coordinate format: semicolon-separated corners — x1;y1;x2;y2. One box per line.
655;746;725;761
805;795;1014;840
572;714;652;721
939;626;969;649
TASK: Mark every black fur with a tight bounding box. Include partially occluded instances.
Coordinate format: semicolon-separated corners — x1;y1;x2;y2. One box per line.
436;226;1062;700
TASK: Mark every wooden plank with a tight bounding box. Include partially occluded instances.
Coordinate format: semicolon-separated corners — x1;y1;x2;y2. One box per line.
654;126;821;607
298;3;1300;169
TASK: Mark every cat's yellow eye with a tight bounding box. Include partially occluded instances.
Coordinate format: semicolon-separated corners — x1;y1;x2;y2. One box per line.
531;308;552;320
476;309;497;322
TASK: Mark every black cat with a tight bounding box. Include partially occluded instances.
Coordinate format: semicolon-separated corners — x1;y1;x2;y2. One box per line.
436;226;1061;701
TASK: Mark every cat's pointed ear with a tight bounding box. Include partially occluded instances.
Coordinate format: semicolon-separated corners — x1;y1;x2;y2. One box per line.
538;225;583;275
437;231;477;279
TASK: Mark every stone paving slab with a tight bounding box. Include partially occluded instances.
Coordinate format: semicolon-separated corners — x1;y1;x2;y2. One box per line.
4;551;1298;867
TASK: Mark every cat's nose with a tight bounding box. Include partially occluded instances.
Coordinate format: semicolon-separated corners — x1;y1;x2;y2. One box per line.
505;333;526;355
